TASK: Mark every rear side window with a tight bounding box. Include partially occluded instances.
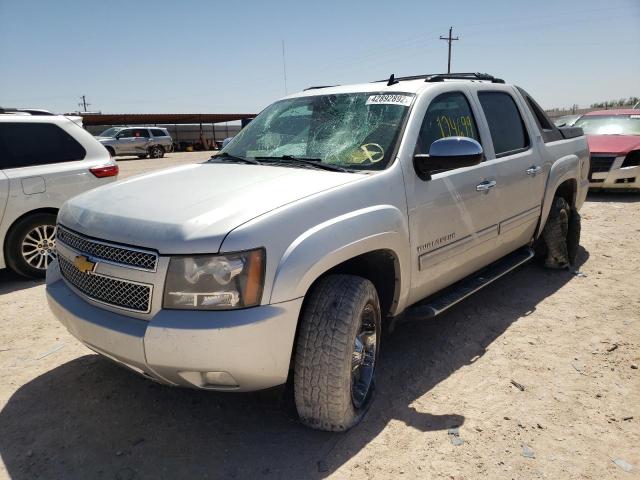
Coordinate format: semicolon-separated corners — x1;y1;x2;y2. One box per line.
478;91;530;157
150;129;166;137
132;128;150;138
0;122;86;169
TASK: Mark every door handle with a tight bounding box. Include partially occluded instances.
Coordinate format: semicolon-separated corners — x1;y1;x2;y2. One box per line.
476;180;497;192
526;165;542;176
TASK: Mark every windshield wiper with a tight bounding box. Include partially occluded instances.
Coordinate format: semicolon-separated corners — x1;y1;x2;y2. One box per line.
209;152;261;165
254;155;349;172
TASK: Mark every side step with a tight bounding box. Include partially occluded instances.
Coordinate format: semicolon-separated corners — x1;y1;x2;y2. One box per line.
404;247;535;320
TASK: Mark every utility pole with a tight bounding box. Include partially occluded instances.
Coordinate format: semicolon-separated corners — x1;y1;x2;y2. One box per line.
78;95;91;112
439;26;459;74
281;40;288;96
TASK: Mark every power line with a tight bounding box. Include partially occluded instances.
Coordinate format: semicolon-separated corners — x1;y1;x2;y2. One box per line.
439;27;459;74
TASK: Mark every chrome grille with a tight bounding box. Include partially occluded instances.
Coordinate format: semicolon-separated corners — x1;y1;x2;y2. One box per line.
57;227;157;271
59;256;152;313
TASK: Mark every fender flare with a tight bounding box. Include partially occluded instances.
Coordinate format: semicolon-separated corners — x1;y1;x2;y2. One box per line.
269;205;410;314
536;154;579;238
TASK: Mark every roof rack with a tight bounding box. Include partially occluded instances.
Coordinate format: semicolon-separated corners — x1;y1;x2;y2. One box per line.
376;72;505;84
0;107;55;115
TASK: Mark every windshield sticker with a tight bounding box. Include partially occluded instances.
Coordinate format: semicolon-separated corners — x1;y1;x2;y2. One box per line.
366;94;413;107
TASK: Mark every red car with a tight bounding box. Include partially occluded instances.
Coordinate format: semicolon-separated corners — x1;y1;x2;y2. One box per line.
574;109;640;190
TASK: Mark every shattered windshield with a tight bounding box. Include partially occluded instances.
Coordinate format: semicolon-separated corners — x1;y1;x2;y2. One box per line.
221;92;414;170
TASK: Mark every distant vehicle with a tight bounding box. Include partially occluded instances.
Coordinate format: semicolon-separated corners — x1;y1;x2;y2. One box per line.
574;109;640;190
96;127;173;159
553;114;581;127
0;109;118;278
221;137;233;149
47;73;589;431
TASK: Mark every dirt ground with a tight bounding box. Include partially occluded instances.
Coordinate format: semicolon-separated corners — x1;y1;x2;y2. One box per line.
0;154;638;479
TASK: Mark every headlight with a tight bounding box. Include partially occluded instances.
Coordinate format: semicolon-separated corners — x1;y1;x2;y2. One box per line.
163;249;265;310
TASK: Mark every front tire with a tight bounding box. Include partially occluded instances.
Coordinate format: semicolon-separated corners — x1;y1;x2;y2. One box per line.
294;274;381;431
5;213;58;278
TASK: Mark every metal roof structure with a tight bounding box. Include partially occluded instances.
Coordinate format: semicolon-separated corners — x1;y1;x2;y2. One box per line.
74;113;256;126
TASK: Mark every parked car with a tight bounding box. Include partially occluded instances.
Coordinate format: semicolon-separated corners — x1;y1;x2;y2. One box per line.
0;109;118;278
553;114;581;127
96;127;172;159
46;73;588;431
574;109;640;190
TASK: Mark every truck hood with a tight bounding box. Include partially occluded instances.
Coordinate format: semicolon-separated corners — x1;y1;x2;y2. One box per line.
59;163;360;254
587;134;640;155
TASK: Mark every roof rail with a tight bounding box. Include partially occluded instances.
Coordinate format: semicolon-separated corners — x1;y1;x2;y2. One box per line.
374;72;505;84
303;85;338;91
0;107;55;115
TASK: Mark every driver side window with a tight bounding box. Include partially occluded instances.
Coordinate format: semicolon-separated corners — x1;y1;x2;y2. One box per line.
415;92;480;155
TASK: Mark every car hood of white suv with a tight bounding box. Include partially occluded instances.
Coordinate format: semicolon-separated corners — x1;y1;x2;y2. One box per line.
58;162;361;254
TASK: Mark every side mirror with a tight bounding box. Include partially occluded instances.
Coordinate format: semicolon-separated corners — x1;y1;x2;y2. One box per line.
413;136;483;181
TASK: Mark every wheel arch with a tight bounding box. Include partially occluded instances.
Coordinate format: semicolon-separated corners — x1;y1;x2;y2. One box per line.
536;156;580;238
2;207;59;269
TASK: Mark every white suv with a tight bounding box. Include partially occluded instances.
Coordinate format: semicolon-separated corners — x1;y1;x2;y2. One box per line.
0;109;119;278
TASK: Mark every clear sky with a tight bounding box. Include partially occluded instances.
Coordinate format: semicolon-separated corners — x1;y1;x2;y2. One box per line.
1;0;638;114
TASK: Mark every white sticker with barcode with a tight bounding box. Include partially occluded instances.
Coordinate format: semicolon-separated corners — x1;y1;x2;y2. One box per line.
366;94;413;106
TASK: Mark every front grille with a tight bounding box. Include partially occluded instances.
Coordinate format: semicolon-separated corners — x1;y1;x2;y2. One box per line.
57;227;158;271
589;156;615;176
59;256;152;312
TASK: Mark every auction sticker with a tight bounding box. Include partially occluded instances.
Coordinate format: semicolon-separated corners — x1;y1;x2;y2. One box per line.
366;94;413;106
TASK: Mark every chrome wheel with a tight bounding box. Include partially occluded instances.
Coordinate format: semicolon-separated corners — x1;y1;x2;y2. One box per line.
351;303;377;409
21;224;57;271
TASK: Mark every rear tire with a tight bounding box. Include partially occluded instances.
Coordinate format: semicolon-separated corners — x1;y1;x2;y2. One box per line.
149;145;164;158
294;274;381;432
540;197;580;268
5;213;57;279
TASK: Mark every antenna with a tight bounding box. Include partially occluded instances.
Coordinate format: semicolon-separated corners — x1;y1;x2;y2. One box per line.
281;40;288;96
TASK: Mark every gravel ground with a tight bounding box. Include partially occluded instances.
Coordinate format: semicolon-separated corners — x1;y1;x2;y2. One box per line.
0;155;638;479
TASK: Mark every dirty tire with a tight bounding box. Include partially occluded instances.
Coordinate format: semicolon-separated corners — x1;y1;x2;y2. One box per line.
5;212;57;279
541;197;578;269
149;145;164;158
294;274;381;432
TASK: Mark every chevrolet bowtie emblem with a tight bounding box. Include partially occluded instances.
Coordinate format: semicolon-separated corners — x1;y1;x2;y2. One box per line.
74;255;96;274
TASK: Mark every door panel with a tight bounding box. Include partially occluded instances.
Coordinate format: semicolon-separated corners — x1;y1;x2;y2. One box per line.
0;170;8;227
475;90;546;250
405;90;504;306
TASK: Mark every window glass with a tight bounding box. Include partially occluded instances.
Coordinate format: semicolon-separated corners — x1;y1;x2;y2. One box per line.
132;128;150;138
478;92;529;156
222;92;414;170
574;115;640;136
415;92;479;154
150;129;166;137
118;129;135;138
0;122;86;169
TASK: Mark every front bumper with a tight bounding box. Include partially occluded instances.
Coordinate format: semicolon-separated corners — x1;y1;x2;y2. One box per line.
589;156;640;189
46;261;302;392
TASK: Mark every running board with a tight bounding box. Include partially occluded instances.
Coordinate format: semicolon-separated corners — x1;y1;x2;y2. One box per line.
404;247;535;320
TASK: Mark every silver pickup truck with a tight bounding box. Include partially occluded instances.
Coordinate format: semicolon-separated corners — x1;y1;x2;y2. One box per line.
46;73;589;432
